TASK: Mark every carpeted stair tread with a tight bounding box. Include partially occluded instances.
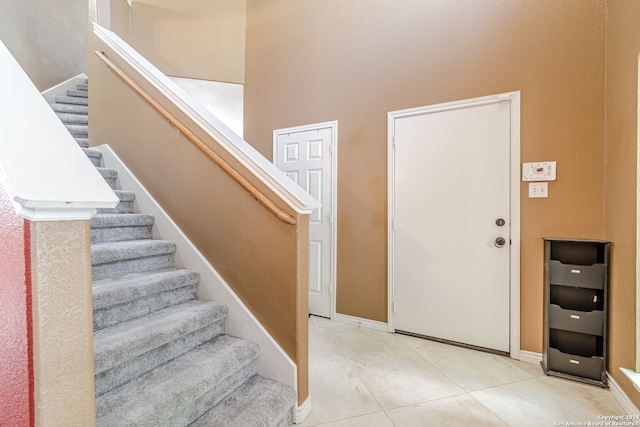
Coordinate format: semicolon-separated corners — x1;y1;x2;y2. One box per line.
94;299;228;374
77;83;88;91
56;112;88;125
91;239;175;280
91;240;176;280
91;213;153;229
50;103;88;114
94;311;223;397
82;147;102;166
95;167;118;190
67;89;88;98
112;189;135;202
75;137;89;148
191;376;296;427
54;95;88;106
93;269;199;331
92;239;175;265
92;268;197;311
90;213;154;244
95;167;117;179
95;335;260;427
65;123;89;136
96;190;135;214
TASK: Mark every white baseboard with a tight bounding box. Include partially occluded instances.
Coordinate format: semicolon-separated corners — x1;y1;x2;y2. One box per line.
519;350;542;364
608;372;640;415
294;396;312;424
333;313;388;332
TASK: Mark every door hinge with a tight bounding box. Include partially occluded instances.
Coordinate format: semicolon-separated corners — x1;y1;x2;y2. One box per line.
393;218;396;231
329;143;333;154
393;301;396;314
393;135;397;148
329;214;334;224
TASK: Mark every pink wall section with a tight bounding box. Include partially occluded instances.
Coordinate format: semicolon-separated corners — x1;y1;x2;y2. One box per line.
0;183;33;426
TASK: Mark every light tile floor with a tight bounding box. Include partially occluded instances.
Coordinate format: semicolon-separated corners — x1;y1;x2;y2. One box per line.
303;316;626;426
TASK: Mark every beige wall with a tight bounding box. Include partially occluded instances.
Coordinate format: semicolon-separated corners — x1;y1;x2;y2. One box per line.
244;0;607;355
110;0;246;83
109;0;131;42
0;0;87;90
604;0;640;409
30;221;95;426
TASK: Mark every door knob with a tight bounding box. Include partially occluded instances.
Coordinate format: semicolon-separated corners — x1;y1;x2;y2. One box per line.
496;218;506;227
495;237;506;248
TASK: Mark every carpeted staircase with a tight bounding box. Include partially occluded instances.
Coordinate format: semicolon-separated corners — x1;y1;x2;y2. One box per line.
51;81;297;426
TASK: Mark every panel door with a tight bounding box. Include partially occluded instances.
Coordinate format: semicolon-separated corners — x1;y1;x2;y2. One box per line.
393;101;511;352
275;127;333;318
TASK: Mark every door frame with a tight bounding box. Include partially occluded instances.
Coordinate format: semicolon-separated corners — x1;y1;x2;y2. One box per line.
387;92;521;359
273;120;338;319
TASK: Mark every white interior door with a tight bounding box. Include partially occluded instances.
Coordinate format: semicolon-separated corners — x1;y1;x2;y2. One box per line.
390;97;514;353
274;123;337;318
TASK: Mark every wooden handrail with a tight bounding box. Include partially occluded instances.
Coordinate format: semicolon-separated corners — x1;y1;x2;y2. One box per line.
94;50;297;225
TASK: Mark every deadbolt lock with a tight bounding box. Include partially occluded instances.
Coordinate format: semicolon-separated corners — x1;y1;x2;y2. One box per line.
496;218;506;227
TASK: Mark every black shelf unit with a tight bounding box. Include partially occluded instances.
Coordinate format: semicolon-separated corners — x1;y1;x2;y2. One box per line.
541;238;610;387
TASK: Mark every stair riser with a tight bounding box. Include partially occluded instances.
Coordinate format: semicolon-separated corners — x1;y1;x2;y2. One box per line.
93;285;197;331
92;253;175;281
57;113;88;125
77;83;88;91
103;177;117;190
83;150;102;167
66;124;89;137
67;89;88;98
50;103;88;115
91;225;152;244
75;138;89;148
159;361;257;427
55;95;88;106
95;320;225;397
97;200;134;214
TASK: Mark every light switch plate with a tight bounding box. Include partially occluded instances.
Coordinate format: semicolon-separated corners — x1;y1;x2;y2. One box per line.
529;182;548;198
522;161;557;181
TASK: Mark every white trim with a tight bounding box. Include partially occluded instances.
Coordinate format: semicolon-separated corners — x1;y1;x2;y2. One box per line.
613;371;640;415
334;313;388;332
96;144;297;390
41;73;87;104
509;92;522;360
15;206;97;222
273;121;338;320
621;368;640;395
387;91;522;359
294;396;312;424
96;0;111;29
519;350;542;365
93;24;319;215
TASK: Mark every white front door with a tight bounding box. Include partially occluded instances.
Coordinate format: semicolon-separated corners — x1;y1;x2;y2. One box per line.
389;94;519;354
274;122;337;318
